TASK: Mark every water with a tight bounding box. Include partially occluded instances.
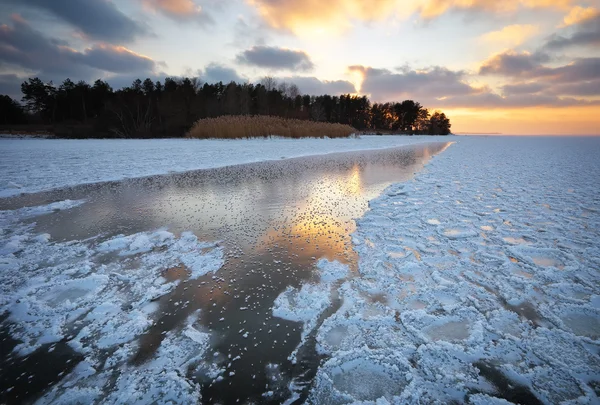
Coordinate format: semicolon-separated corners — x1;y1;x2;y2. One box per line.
0;142;451;404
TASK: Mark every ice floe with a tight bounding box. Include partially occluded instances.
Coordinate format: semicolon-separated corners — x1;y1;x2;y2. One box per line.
0;200;224;402
304;137;600;404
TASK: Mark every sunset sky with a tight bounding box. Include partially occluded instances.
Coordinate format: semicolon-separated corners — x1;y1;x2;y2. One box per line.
0;0;599;134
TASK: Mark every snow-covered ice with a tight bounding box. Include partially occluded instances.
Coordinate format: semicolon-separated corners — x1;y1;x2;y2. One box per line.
306;136;600;404
0;136;453;197
2;135;600;404
0;199;224;402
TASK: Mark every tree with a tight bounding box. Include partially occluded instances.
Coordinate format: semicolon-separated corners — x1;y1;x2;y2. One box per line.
393;100;422;133
429;111;451;135
142;78;155;96
414;108;430;134
0;95;28;124
260;76;277;92
13;75;451;138
21;78;51;118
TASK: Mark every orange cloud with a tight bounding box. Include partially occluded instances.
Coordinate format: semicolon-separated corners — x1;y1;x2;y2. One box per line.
247;0;575;34
419;0;573;19
246;0;398;35
143;0;213;23
144;0;200;15
560;6;599;27
480;24;539;47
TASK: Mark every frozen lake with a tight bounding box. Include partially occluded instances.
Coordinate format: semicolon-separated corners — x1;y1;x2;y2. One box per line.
0;142;451;404
1;136;599;404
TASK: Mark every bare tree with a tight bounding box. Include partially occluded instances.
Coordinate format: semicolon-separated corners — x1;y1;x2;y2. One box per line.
277;82;288;96
260;76;277;91
288;83;300;99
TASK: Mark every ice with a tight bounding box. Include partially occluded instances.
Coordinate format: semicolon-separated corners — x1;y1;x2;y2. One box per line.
272;283;331;336
317;258;350;283
309;350;411;404
3;136;600;404
0;200;224;402
560;311;600;339
1;199;86;220
0;136;453;197
424;320;470;342
304;137;600;403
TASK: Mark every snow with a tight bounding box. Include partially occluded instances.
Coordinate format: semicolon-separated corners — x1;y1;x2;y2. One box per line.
2;135;600;404
0;199;224;402
306;136;600;404
0;136;453;197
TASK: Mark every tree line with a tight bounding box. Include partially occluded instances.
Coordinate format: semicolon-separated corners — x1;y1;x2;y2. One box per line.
0;76;451;138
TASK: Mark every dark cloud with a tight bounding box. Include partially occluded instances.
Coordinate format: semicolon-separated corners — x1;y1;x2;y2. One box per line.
545;15;600;50
497;58;600;98
11;0;146;42
433;92;599;109
547;80;600;96
479;47;600;86
277;76;355;95
479;50;550;76
0;16;157;80
201;63;246;83
354;65;481;102
236;46;314;72
480;55;600;104
76;46;156;74
352;62;599;109
0;16;92;77
501;82;545;95
538;57;600;83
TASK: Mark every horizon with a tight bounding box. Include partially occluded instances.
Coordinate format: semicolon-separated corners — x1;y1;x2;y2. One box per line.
0;0;599;135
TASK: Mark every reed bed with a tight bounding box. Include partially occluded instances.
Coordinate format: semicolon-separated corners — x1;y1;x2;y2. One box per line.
187;115;356;139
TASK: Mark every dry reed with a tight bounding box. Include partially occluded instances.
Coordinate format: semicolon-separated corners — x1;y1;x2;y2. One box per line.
187;115;356;139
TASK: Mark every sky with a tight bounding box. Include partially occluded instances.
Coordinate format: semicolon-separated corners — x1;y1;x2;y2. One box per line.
0;0;599;134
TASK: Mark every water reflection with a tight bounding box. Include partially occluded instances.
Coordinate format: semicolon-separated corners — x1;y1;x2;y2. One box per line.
1;142;451;404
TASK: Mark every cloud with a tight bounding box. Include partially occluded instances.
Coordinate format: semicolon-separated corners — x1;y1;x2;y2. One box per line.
142;0;214;24
201;63;246;83
479;50;550;76
480;24;539;47
353;65;483;102
492;57;600;100
547;80;600;96
560;6;599;27
418;0;574;19
246;0;575;36
500;82;546;95
351;62;598;109
545;14;600;49
536;57;600;83
12;0;146;42
278;76;356;95
0;16;158;80
247;0;397;35
76;45;156;74
433;92;598;108
236;46;314;71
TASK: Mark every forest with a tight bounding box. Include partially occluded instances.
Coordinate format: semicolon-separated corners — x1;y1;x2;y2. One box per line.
0;77;452;138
